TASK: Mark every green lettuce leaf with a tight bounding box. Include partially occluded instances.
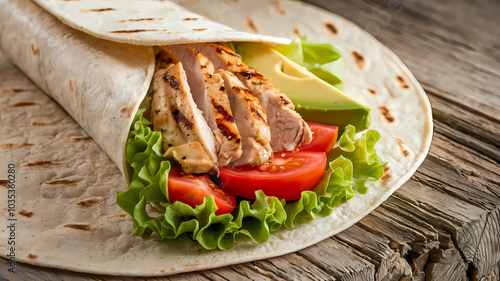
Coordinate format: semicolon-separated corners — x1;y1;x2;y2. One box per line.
275;36;344;90
117;106;386;251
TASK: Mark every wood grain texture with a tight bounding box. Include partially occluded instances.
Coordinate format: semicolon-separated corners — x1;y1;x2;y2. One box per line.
1;0;499;280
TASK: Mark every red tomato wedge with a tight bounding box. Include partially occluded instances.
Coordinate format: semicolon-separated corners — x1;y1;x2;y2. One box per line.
168;167;236;215
299;122;338;153
219;151;327;201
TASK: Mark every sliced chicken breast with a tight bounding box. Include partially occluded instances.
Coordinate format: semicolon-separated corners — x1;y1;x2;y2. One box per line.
216;69;272;167
151;64;188;151
152;50;218;173
194;43;312;152
166;45;242;166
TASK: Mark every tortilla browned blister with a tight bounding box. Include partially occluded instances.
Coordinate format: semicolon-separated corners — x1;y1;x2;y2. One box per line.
0;0;432;276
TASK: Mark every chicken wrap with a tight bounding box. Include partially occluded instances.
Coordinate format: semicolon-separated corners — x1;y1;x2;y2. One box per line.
0;0;432;276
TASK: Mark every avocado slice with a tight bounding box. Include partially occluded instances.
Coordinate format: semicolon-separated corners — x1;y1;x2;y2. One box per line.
236;43;371;132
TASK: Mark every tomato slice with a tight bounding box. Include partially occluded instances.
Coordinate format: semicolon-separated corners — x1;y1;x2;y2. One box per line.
299;122;338;153
168;167;236;215
219;151;327;201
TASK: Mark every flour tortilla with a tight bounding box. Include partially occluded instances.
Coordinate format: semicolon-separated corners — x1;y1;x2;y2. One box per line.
0;0;432;276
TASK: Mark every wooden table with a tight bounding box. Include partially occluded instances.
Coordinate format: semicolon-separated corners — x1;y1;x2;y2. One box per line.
2;0;499;280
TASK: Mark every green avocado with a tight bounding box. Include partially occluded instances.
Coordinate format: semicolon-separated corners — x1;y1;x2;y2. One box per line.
236;43;371;132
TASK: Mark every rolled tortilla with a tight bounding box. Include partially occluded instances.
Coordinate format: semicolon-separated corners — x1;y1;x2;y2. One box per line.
0;0;433;276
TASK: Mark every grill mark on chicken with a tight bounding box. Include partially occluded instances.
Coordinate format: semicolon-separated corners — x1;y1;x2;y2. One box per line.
212;103;234;122
164;74;180;89
236;87;266;122
174;110;194;130
279;95;293;109
237;71;264;80
217;123;240;143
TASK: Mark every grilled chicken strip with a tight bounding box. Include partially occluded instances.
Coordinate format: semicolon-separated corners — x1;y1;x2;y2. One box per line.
151;63;187;150
166;45;242;166
216;69;272;167
194;43;312;152
152;50;218;173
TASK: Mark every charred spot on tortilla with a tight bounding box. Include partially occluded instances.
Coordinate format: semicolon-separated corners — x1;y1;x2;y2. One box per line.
351;51;365;69
109;29;162;33
3;88;33;94
30;44;39;55
30;121;56;126
27;254;38;260
183;17;199;21
63;224;94;232
396;75;410;89
174;110;194;130
379;166;392;185
106;214;128;219
75;198;102;207
44;179;78;185
247;17;258;33
0;179;8;189
22;161;60;167
368;88;377;95
83;8;115;12
120;105;136;118
68;136;93;142
118;18;162;23
192;28;207;31
9;102;39;107
19;210;35;218
294;28;301;36
325;22;338;35
395;138;411;157
271;0;286;15
378;106;395;123
0;143;34;149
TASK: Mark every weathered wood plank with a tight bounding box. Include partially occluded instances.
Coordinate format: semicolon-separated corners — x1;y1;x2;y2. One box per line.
425;248;468;281
335;224;412;281
247;254;336;281
429;93;500;151
298;237;375;280
204;253;337;281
